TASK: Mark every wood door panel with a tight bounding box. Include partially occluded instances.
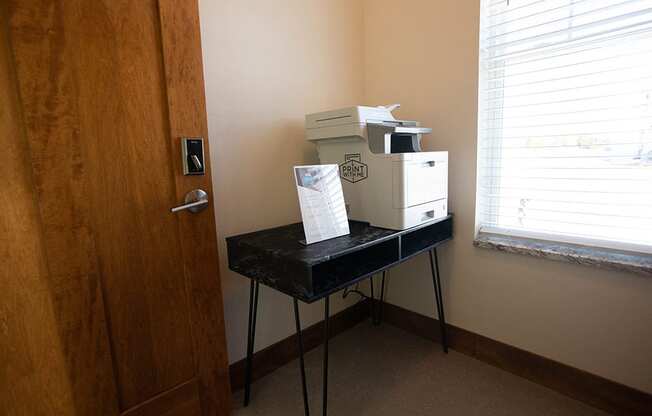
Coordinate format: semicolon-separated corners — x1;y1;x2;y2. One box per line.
72;0;196;408
158;1;232;413
121;379;202;416
7;0;197;411
4;0;231;414
1;4;119;415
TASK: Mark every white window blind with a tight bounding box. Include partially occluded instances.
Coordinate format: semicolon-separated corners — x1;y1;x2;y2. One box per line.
476;0;652;253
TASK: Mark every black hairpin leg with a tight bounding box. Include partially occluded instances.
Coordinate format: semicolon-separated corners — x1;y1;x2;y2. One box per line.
244;280;260;406
378;270;386;324
322;296;330;416
293;298;310;416
429;248;448;353
370;271;387;325
369;276;376;323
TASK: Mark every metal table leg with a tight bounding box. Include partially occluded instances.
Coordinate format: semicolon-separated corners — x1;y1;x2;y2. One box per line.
378;270;386;324
293;298;310;416
370;271;387;325
244;280;260;406
369;276;376;324
429;248;448;353
322;296;330;416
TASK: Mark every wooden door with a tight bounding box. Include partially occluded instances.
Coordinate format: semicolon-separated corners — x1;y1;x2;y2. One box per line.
1;1;231;415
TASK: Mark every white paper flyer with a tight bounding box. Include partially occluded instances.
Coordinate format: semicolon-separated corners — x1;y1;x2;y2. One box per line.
294;165;350;245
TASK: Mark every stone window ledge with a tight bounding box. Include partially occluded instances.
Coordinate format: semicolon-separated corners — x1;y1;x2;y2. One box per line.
473;233;652;277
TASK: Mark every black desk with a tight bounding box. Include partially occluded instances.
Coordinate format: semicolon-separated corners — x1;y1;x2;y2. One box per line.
226;215;453;415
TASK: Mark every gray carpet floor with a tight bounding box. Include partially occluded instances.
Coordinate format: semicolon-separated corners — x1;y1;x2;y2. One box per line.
233;321;609;415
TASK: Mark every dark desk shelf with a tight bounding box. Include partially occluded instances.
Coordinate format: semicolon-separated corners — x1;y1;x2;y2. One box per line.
226;215;453;303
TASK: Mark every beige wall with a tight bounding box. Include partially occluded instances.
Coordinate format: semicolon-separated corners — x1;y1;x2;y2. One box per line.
199;0;364;364
363;0;652;393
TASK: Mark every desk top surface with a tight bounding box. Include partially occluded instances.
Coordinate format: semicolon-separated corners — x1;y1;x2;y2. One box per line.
226;215;452;266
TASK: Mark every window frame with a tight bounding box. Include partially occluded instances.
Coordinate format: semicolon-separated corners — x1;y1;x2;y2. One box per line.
474;0;652;256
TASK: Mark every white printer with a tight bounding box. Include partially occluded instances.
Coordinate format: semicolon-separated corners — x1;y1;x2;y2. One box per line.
305;104;448;230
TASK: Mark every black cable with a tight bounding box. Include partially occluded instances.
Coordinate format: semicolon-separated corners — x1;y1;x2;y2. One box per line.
342;282;369;301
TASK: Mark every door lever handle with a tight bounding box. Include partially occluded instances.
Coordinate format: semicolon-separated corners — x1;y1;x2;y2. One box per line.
171;189;209;213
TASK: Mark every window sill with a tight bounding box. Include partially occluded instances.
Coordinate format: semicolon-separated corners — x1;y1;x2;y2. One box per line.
473;233;652;277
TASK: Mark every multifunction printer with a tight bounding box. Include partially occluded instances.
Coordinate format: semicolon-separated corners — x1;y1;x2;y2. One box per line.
305;104;448;230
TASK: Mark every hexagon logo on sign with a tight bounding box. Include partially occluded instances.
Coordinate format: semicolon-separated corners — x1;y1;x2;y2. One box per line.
339;153;368;183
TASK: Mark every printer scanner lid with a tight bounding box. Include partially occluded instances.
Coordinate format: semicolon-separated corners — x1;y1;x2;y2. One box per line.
305;105;400;130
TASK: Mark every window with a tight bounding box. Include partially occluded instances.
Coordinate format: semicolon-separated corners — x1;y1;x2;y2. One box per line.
476;0;652;254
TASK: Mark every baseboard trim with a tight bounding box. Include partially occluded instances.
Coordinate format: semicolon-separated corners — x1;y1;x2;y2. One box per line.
381;302;652;416
229;299;370;392
228;299;651;416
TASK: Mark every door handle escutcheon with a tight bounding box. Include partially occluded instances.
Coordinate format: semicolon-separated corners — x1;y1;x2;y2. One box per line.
171;189;209;213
